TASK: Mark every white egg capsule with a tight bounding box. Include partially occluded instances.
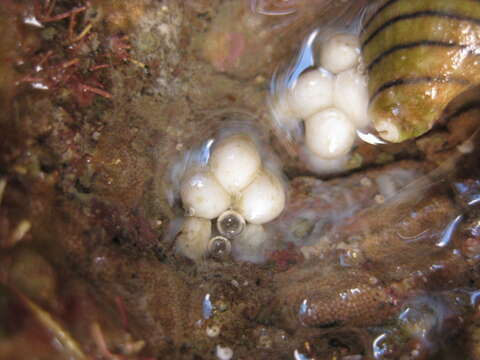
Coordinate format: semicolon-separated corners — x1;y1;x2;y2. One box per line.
319;33;360;74
287;68;333;120
180;171;231;219
333;69;369;129
175;217;211;262
237;170;286;225
210;134;262;194
301;146;349;175
208;236;232;260
217;210;245;238
305;108;356;159
232;224;269;264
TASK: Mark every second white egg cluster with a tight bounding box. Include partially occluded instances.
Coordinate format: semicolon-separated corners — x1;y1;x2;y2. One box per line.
176;134;286;263
276;31;369;164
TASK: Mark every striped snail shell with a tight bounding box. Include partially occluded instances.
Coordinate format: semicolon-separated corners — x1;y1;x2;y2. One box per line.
361;0;480;142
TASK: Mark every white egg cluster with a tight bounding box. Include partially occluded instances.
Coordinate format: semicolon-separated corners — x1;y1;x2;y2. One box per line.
273;32;369;171
175;134;286;263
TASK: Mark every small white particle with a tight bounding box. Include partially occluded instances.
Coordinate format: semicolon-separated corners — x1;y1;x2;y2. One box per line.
356;130;387;145
360;177;372;187
254;75;265;84
202;293;213;319
342;356;363;360
216;345;233;360
294;349;312;360
11;220;31;244
206;325;220;338
24;15;44;28
374;194;385;204
158;23;170;36
32;82;49;90
457;140;474;154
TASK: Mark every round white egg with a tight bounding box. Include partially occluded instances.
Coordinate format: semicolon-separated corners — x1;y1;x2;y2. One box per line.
175;217;211;261
305;108;356;159
288;68;333;120
207;236;232;259
210;134;261;194
237;170;285;224
320;33;360;74
216;210;245;238
301;145;349;175
180;171;231;219
333;69;369;128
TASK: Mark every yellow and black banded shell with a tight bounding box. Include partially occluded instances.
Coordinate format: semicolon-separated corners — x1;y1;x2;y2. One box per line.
361;0;480;142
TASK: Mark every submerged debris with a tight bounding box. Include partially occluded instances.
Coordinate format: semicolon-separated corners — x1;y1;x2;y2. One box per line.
14;288;87;360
